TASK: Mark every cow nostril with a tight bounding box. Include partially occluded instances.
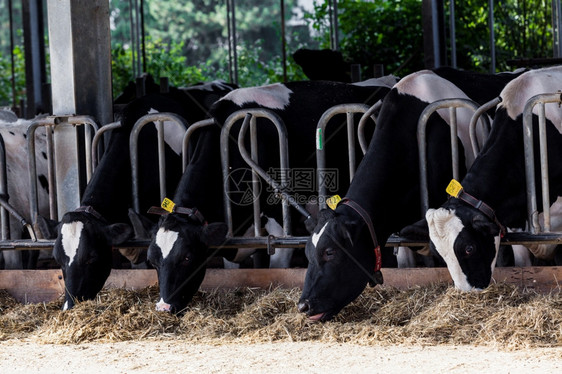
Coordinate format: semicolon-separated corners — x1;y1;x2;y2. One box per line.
297;299;310;313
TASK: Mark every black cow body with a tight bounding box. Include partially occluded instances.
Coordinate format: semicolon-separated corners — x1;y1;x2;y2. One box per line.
40;82;236;310
401;66;562;291
147;79;394;313
298;68;524;321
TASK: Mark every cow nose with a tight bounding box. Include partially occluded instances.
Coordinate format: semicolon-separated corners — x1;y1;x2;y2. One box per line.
156;298;172;312
297;299;310;313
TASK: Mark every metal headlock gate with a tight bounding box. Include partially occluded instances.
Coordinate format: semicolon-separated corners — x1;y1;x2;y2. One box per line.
3;94;562;252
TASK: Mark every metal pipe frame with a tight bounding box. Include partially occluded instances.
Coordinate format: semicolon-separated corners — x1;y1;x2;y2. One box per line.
468;97;497;158
27;115;99;223
522;93;562;234
92;121;122;170
0;135;9;240
357;101;381;154
129;112;188;213
316;103;371;209
181;118;215;172
417;98;481;214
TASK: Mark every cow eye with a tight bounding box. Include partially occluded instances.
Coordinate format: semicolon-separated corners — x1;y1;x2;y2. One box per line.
465;245;475;256
323;248;336;261
180;256;191;266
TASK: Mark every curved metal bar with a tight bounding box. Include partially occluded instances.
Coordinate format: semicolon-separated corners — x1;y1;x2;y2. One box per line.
130;112;188;213
67;115;100;182
236;110;310;225
358;101;382;154
316;103;371;209
92;121;122;171
468;97;499;158
0;135;8;239
522;92;562;233
182;118;214;172
417;98;481;214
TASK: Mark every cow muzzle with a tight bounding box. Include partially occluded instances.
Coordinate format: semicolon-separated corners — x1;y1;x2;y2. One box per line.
155;298;172;312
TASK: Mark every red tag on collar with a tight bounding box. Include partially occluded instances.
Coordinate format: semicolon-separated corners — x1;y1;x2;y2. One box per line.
374;246;382;272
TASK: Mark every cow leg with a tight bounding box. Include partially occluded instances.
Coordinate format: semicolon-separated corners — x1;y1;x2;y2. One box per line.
496;245;514;267
395;246;417;268
511;245;532;267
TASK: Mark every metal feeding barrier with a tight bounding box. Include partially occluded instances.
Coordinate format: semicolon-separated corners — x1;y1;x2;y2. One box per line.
522;93;562;234
130;112;188;213
316;103;377;209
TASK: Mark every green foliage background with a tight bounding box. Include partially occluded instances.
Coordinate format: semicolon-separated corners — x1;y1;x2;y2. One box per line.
0;0;557;108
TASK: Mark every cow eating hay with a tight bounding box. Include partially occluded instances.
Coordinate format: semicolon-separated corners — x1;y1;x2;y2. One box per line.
0;285;560;348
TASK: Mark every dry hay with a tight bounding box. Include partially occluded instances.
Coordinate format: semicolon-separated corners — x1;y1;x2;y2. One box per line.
0;283;560;349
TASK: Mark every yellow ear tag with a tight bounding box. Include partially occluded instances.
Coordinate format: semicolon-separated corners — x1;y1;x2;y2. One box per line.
326;195;341;210
446;179;463;198
161;197;176;213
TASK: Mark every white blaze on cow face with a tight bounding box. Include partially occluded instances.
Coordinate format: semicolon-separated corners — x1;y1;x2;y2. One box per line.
61;221;84;266
425;208;475;291
155;228;179;259
218;83;293;110
311;222;329;248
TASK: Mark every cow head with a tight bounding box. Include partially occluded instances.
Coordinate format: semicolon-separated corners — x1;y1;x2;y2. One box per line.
298;208;378;322
148;213;227;314
39;211;133;310
400;200;502;291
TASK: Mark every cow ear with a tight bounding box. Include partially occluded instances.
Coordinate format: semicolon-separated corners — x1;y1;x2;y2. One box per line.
202;222;228;246
35;214;59;239
399;218;430;241
472;214;500;236
128;208;157;239
107;223;133;245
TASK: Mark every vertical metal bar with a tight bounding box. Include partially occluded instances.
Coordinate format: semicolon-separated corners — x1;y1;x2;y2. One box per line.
0;136;9;239
418;110;430;215
45;125;58;220
226;0;238;84
488;0;496;73
140;0;147;72
331;0;339;50
8;0;17;110
523;99;540;233
358;101;381;155
156;120;167;202
449;107;459;180
553;0;562;57
449;0;457;68
182;119;214;172
346;111;356;181
468;97;499;159
128;0;137;78
280;0;287;82
250;116;262;237
27;122;40;224
538;103;551;231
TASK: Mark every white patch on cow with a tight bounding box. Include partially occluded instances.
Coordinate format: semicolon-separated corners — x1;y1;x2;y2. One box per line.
155;297;172;312
63;300;71;311
425;208;474;291
61;222;84;266
394;70;485;166
155;228;179;259
499;66;562;133
148;108;183;155
218;83;292;110
352;75;399;88
311;222;329;248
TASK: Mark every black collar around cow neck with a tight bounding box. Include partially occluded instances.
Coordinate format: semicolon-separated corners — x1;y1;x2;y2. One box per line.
449;184;507;237
339;198;383;283
147;205;206;224
75;205;104;221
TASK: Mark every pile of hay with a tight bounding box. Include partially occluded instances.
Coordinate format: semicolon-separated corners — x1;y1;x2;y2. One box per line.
0;283;560;348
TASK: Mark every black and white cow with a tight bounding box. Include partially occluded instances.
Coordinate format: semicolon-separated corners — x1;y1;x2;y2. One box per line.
39;82;236;310
297;67;525;321
0;112;50;269
146;79;395;313
400;66;562;291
